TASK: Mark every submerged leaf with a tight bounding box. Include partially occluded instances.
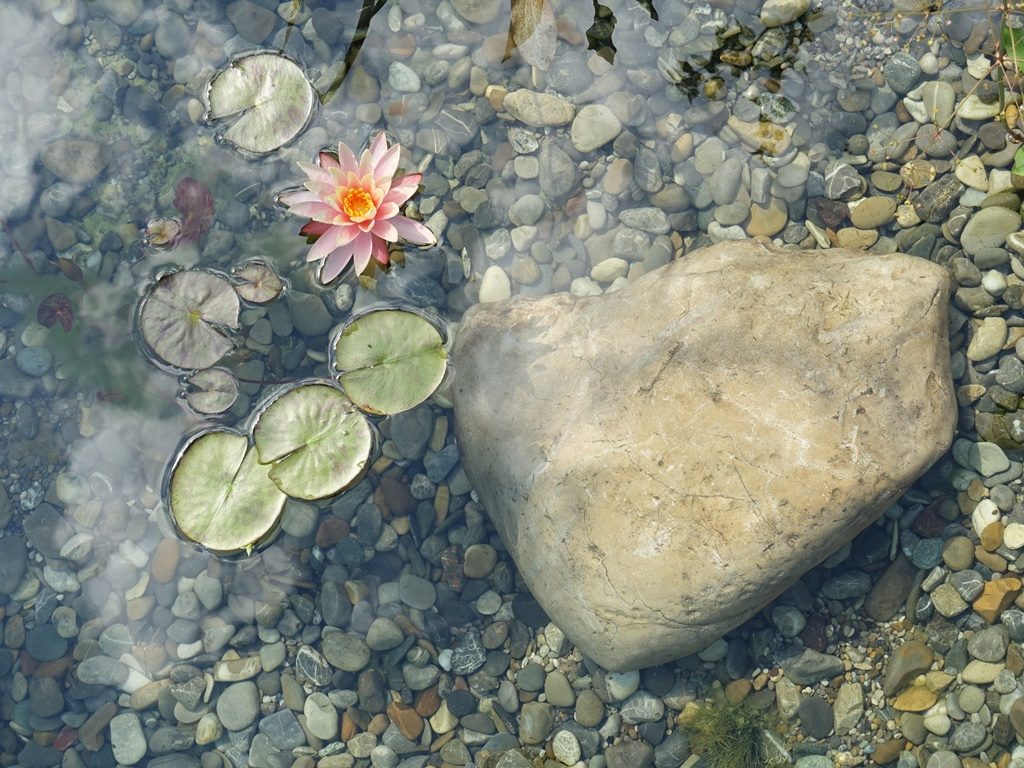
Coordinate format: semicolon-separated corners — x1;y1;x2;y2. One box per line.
205;52;316;155
253;383;374;500
57;258;87;287
38;293;73;332
332;310;447;415
169;430;287;553
184;368;239;415
1014;145;1024;177
174;177;215;244
138;270;240;370
1005;23;1024;75
505;0;557;70
232;259;285;303
145;217;183;247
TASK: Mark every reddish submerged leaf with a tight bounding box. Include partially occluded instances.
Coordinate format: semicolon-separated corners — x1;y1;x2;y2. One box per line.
38;293;73;332
173;177;215;244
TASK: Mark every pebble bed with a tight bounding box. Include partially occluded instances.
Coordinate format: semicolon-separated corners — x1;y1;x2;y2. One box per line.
5;0;1024;767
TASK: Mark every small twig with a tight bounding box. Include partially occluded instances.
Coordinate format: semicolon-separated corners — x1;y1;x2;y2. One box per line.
319;0;390;106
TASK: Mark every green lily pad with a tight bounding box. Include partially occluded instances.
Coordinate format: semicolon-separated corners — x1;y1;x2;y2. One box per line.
253;383;374;500
183;368;239;415
139;270;240;370
332;310;447;415
169;430;287;554
205;51;316;155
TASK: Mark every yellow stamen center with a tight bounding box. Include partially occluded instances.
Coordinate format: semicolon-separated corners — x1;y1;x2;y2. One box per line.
341;188;374;219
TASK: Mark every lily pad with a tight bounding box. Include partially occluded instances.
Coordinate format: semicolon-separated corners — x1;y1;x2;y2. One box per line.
183;368;239;415
253;383;374;500
205;51;316;155
139;270;240;370
169;430;287;554
332;310;447;415
233;259;285;304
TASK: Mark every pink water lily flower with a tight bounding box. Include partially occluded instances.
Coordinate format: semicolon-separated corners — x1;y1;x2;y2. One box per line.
280;132;437;283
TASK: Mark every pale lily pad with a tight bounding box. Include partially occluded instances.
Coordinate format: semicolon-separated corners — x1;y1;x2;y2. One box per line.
332;310;447;415
233;259;285;303
169;430;287;554
253;383;374;500
139;270;240;370
505;0;557;70
183;368;239;415
205;51;316;155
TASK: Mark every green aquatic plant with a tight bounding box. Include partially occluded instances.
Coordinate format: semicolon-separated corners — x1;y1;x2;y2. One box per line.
204;51;317;155
331;309;447;415
680;699;784;768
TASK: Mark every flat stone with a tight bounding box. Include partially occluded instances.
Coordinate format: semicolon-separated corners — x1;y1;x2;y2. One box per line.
110;712;147;765
503;90;574;127
216;681;259;731
961;207;1021;256
570;105;622;153
884;640;933;696
451;241;955;670
41;139;109;183
0;536;27;594
864;553;917;621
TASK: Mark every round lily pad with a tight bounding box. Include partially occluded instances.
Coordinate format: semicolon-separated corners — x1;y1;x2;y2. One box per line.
253;383;374;500
205;51;316;155
183;368;239;415
331;310;447;415
169;430;287;554
138;270;240;370
233;259;285;304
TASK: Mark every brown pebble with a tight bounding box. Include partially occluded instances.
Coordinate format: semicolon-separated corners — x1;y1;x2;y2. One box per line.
387;701;424;741
982;520;1005;552
315;518;350;549
379;476;416;517
975;545;1008;573
974;577;1022;623
340;711;360;741
1007;644;1024;676
80;701;118;751
151;538;180;583
724;678;751;705
414;687;442;718
871;738;906;765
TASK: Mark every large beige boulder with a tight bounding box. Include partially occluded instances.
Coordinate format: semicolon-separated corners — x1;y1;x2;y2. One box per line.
452;241;955;671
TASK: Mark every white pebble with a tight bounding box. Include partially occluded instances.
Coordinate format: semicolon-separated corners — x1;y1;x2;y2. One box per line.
1004;522;1024;550
982;269;1007;296
973;499;1002;539
478;266;511;302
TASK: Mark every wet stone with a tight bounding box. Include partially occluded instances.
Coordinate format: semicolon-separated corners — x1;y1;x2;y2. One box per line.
967;625;1008;662
295;646;331;686
26;624;67;662
620;690;665;724
949;721;987;753
322;631;370;672
950;570;985;603
259;709;305;749
451;629;487;675
77;653;129;686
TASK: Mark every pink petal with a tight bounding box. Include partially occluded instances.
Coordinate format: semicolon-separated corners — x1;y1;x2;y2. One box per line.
368;132;389;166
371;236;390;265
287;200;339;220
377;201;400;220
279;189;321;207
318;151;341;171
306;228;345;263
391;216;436;245
372;143;401;184
337;141;359;175
351;232;374;274
297;161;333;185
300;220;331;237
382;174;422;206
319;248;353;283
370;218;398;241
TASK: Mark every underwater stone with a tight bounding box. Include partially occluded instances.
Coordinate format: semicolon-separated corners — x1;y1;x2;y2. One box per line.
452;240;955;671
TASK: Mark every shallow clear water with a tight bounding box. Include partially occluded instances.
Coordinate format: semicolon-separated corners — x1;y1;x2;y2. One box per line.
0;0;1019;765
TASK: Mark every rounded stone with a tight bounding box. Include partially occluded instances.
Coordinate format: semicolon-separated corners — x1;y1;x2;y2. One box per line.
463;544;498;579
216;681;259;731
